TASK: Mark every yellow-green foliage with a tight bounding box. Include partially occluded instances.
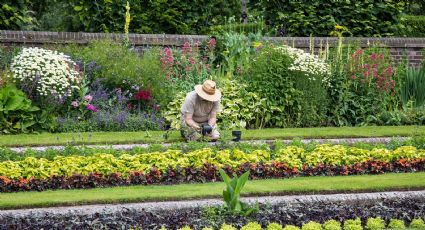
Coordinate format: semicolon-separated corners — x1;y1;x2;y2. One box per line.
301;221;322;230
241;222;262;230
388;219;405;229
1;145;424;180
178;226;192;230
202;228;214;230
283;225;301;230
267;223;284;230
220;223;237;230
323;220;341;230
410;218;425;229
343;218;362;230
366;217;385;230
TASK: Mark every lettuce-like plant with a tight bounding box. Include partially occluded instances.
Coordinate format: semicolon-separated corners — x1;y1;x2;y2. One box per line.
409;218;425;229
241;222;262;230
388;219;405;229
302;221;322;230
366;217;385;230
267;223;284;230
283;225;301;230
323;220;341;230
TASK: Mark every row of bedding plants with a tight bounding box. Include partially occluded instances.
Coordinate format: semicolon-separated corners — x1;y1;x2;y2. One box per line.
0;144;424;192
1;193;424;229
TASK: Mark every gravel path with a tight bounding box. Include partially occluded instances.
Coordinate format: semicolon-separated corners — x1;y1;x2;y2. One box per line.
1;190;423;217
8;137;409;153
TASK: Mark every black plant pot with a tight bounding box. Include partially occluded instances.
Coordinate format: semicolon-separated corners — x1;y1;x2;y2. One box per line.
232;130;242;142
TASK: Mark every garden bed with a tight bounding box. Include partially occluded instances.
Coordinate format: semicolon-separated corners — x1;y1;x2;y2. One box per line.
1;191;424;229
1;144;424;192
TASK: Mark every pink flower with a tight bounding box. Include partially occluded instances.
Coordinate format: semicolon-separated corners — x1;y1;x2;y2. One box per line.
86;104;98;112
84;95;93;102
134;90;151;101
182;42;191;54
71;101;79;108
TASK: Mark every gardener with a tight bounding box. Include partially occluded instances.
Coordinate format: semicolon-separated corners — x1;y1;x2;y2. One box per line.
181;79;221;141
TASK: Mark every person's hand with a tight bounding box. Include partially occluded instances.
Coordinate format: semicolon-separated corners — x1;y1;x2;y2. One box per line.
194;124;201;132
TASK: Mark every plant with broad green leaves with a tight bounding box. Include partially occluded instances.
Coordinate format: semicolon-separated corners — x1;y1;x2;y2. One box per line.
302;221;322;230
219;169;257;216
323;220;341;230
283;225;301;230
388;219;406;229
366;217;385;230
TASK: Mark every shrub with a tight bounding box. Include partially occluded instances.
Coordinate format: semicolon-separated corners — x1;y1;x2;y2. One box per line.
400;15;425;37
301;221;322;230
260;0;405;37
323;220;341;230
0;0;34;30
366;217;385;230
241;222;262;230
10;47;82;102
388;219;406;229
409;218;425;229
267;223;284;230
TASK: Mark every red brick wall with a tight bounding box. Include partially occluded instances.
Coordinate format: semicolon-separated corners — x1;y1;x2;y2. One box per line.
1;30;424;66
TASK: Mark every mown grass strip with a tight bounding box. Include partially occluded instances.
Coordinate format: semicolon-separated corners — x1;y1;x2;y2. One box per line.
0;126;423;147
1;172;424;210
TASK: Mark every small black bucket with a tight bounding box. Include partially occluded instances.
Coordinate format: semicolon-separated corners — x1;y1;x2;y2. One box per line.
232;130;242;142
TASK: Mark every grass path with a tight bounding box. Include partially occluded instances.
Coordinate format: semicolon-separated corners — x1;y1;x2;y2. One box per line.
1;172;424;210
0;126;423;147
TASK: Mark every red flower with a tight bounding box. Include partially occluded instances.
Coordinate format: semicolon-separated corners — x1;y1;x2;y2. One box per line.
134;90;151;101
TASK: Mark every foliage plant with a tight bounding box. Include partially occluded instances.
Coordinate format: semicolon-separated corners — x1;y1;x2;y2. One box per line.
301;221;322;230
388;219;406;229
0;84;55;134
343;218;363;230
365;217;385;230
400;66;425;108
261;0;405;37
409;218;425;229
323;220;341;230
10;47;82;102
241;222;262;230
267;223;284;230
283;226;301;230
219;169;257;216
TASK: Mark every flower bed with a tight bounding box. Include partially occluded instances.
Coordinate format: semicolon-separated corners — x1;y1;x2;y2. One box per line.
1;145;424;192
1;192;424;229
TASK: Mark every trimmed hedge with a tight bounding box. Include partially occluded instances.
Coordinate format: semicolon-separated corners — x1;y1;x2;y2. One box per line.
260;0;405;37
402;15;425;37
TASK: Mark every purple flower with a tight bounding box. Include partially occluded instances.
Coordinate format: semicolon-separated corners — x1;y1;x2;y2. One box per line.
71;100;79;108
86;104;98;112
84;95;93;102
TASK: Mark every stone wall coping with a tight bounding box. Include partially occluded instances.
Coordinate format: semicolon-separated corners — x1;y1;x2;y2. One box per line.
1;30;425;48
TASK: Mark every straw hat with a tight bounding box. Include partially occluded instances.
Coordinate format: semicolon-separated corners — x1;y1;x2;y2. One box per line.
195;80;221;102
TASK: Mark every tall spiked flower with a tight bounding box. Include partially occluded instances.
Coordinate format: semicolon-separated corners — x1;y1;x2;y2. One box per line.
123;1;131;46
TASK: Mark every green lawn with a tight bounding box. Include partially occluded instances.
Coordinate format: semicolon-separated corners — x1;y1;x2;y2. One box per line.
1;172;424;210
0;126;423;147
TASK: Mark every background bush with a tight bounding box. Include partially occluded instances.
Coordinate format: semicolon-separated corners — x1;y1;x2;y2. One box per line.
260;0;405;37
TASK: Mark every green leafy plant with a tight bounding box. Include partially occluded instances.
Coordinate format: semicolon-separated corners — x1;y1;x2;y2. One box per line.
0;0;35;30
283;225;301;230
388;219;406;229
323;220;341;230
343;218;363;230
218;169;257;216
220;223;237;230
409;218;425;229
366;217;385;230
241;222;262;230
302;221;323;230
267;223;284;230
400;66;425;108
0;84;43;134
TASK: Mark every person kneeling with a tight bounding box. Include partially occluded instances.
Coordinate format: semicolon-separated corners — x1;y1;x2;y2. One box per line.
181;80;221;141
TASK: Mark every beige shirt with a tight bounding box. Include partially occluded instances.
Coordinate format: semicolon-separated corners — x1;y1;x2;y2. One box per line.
181;91;220;123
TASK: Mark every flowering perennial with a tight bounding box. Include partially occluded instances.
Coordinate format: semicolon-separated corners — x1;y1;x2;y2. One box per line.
275;45;330;83
10;47;81;99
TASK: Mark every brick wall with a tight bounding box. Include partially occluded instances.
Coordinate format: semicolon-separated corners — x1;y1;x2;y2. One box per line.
1;30;424;65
